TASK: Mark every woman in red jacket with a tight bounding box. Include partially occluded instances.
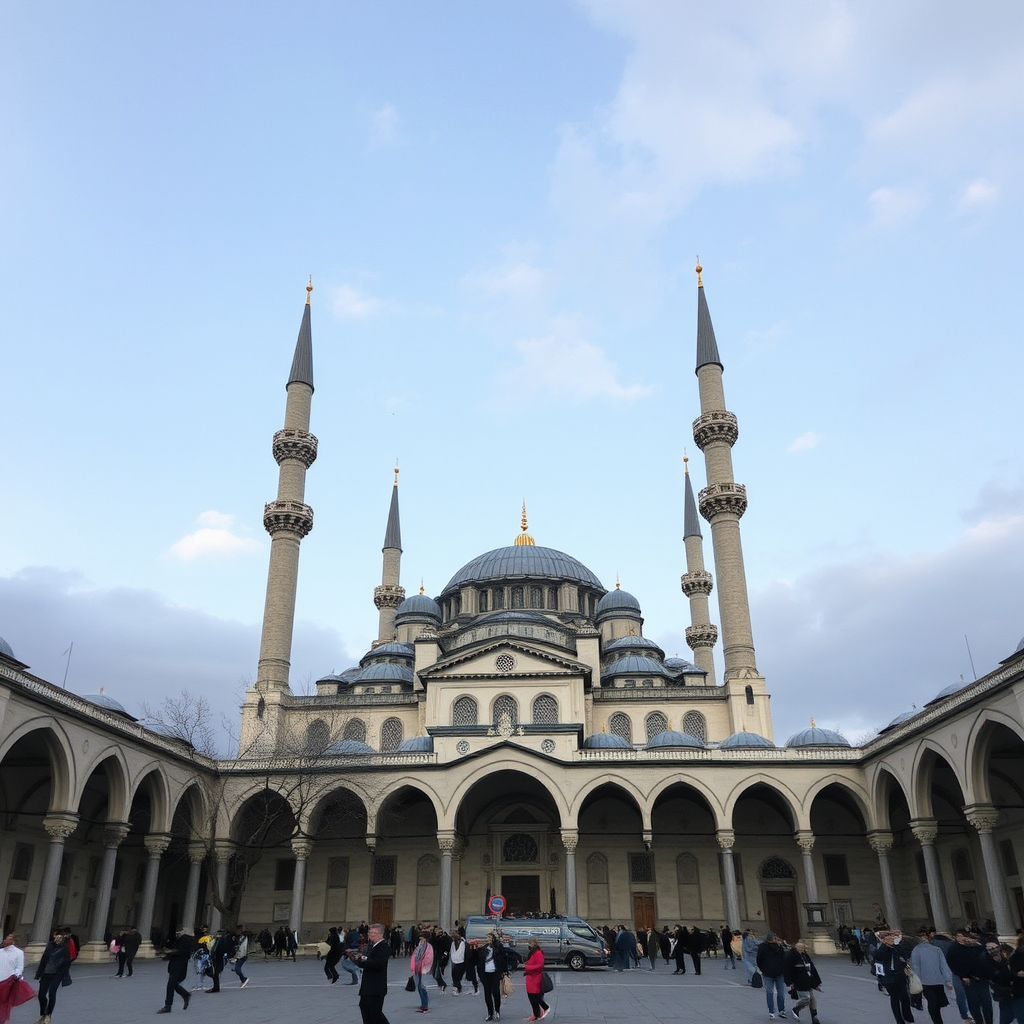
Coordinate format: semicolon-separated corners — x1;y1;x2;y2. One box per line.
523;938;550;1021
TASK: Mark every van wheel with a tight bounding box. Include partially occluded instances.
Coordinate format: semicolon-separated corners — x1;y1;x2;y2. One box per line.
566;951;585;972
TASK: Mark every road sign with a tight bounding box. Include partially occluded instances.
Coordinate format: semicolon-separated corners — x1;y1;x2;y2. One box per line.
488;894;506;915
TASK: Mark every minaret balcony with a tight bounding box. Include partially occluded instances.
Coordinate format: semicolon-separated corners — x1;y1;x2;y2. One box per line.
263;500;314;537
692;410;738;450
698;481;747;521
272;429;319;468
374;584;407;610
680;570;714;597
686;623;719;650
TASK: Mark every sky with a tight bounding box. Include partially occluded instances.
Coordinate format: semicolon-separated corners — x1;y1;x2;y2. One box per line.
2;0;1023;755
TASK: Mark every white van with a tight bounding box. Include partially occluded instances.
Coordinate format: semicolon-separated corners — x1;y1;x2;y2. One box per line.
463;915;609;971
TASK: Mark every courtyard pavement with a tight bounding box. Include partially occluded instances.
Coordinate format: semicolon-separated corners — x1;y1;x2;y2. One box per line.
13;950;897;1024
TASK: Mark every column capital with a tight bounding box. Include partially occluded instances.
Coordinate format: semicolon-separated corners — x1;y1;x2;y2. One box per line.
145;832;173;857
910;819;939;845
642;829;654;851
716;829;736;850
795;831;815;853
213;841;235;864
560;830;579;853
963;804;1000;833
437;831;459;854
43;813;79;842
365;834;378;855
99;823;131;849
187;841;208;864
291;836;313;859
867;831;894;856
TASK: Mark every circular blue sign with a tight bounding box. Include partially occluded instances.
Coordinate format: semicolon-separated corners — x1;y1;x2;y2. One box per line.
488;895;506;914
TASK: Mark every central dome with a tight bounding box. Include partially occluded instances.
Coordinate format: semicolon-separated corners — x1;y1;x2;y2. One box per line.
442;545;605;595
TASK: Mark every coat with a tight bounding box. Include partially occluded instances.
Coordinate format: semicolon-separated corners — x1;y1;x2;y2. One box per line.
360;939;391;998
410;941;434;975
524;948;545;995
756;941;787;979
784;949;822;991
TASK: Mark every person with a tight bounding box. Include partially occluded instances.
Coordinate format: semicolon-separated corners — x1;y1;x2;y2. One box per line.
34;928;71;1024
848;932;864;967
984;941;1011;1024
1007;935;1024;1024
231;927;250;988
614;926;633;972
463;937;480;995
945;930;994;1024
112;932;126;977
0;932;31;1024
431;928;450;993
910;929;954;1024
686;926;703;976
784;940;822;1023
743;929;760;985
324;927;344;984
205;929;233;993
123;928;142;978
722;926;737;971
756;932;788;1020
351;923;391;1024
0;933;25;986
647;927;658;971
660;927;673;966
158;927;194;1013
480;932;509;1022
340;926;362;986
875;929;914;1024
450;933;467;994
410;930;435;1013
523;937;549;1022
673;926;688;974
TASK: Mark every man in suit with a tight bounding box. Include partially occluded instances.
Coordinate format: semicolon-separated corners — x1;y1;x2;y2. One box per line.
351;922;391;1024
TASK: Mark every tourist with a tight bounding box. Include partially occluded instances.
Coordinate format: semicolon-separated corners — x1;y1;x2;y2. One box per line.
523;937;550;1022
875;929;914;1024
34;929;71;1024
410;930;435;1013
351;923;392;1024
783;940;822;1023
756;932;788;1020
480;932;509;1022
910;929;953;1024
157;927;194;1014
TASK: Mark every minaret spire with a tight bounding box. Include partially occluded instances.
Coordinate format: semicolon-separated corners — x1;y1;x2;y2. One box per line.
680;455;718;683
254;283;319;697
374;464;406;643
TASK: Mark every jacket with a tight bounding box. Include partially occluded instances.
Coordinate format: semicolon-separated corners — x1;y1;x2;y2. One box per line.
874;943;909;986
910;942;953;987
783;949;822;991
410;940;434;975
756;941;787;979
524;948;545;995
360;939;391;998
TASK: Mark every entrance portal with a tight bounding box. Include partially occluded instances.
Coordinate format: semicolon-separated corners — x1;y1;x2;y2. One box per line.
765;890;799;943
501;875;540;916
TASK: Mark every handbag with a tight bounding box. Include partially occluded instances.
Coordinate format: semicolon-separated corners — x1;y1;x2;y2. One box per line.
406;975;416;992
751;971;763;989
500;973;514;997
541;972;554;993
906;967;923;996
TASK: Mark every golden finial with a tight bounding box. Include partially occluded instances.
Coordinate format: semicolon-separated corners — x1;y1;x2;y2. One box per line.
419;579;425;595
393;460;399;486
683;452;689;475
628;625;637;636
615;573;621;590
810;717;817;728
695;258;703;288
306;276;313;304
514;500;535;546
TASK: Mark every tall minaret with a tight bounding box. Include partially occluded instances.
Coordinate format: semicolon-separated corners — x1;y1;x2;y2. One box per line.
692;262;758;680
680;455;718;684
373;466;406;644
254;281;318;693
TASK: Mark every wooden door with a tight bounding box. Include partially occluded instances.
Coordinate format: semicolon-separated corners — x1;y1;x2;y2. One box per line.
370;896;393;927
765;890;799;943
632;891;656;931
501;875;540;916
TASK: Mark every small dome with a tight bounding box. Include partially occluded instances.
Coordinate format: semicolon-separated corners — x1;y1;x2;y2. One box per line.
0;635;15;660
397;736;434;753
720;731;775;749
881;710;917;731
317;667;360;687
601;654;671;681
82;693;134;718
356;662;414;684
595;589;642;619
324;739;375;755
395;593;442;621
786;726;851;748
362;641;415;663
604;635;664;657
928;679;970;704
664;656;705;675
583;732;632;750
646;729;705;750
137;717;181;739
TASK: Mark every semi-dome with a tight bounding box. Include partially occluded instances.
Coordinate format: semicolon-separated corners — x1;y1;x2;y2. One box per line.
356;662;414;685
82;693;135;719
443;545;605;594
397;735;434;753
395;593;442;620
646;729;705;749
786;726;851;748
720;731;775;749
583;732;632;750
324;739;375;755
601;654;671;680
0;635;15;660
595;588;641;619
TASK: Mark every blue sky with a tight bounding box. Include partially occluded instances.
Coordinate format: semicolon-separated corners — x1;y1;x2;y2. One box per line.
2;0;1022;753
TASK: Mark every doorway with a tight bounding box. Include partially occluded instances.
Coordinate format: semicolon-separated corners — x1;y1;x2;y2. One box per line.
501;875;540;916
370;896;393;927
632;892;656;931
765;890;799;942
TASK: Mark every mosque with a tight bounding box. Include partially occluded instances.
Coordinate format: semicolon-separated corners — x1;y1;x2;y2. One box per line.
1;269;1022;962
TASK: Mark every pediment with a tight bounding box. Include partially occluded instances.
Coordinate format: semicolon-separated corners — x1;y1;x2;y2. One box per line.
420;638;590;680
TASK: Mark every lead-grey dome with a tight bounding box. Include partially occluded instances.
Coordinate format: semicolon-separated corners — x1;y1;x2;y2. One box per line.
595;589;641;619
362;641;414;662
398;736;434;753
583;732;632;750
443;545;604;594
395;593;442;620
786;726;851;748
82;693;135;719
324;739;375;755
720;731;775;749
603;635;664;657
646;729;705;749
664;656;704;675
356;662;414;685
0;635;14;660
601;654;671;681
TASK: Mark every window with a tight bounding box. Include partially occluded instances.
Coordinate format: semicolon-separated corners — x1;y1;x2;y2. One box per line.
676;853;699;884
511;586;524;609
587;853;608;884
530;586;543;608
682;711;707;742
380;717;403;752
823;854;850;886
307;718;331;753
372;856;397;886
610;712;632;743
645;711;668;741
503;834;539;863
1000;839;1018;877
11;845;32;881
952;849;974;881
479;590;489;612
493;694;519;726
327;857;350;888
759;857;796;880
532;695;558;724
417;855;439;885
745;685;754;705
547;587;558;610
493;588;505;610
275;858;296;890
452;696;478;726
629;853;655;883
133;863;146;892
343;718;367;742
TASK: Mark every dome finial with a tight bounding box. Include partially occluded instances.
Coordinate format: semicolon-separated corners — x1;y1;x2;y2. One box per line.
393;460;399;486
695;257;703;288
615;573;621;590
810;717;817;728
683;451;689;476
514;500;535;546
306;276;313;304
419;579;425;595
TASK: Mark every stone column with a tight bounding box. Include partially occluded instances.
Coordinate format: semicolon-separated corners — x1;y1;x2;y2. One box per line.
209;843;234;932
87;823;130;946
438;832;456;932
717;830;741;930
561;830;579;917
136;833;171;950
964;805;1015;937
182;842;205;934
867;832;902;931
795;832;820;903
29;813;79;946
289;837;312;938
911;819;950;934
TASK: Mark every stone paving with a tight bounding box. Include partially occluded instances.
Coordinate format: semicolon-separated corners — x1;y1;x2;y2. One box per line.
14;950;896;1024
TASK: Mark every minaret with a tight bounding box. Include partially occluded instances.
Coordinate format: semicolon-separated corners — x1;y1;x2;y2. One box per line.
680;455;718;684
254;281;318;692
692;262;758;680
373;466;406;644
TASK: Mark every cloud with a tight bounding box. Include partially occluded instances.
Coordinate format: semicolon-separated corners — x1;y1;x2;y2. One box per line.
167;511;262;562
463;259;546;302
365;102;400;148
787;431;821;453
330;283;385;320
865;185;928;230
957;178;999;211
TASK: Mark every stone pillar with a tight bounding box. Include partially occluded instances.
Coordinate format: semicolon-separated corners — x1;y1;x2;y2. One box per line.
964;805;1015;937
210;843;234;932
796;832;820;903
561;831;579;917
867;832;902;931
911;820;950;935
29;813;79;947
136;833;171;951
438;833;456;932
717;830;741;930
289;837;312;938
182;842;205;934
87;823;130;947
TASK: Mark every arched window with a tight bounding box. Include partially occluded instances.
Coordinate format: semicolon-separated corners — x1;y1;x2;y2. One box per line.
479;590;489;612
645;711;668;741
380;717;403;752
417;855;439;885
532;694;558;724
745;684;754;705
529;586;543;608
306;718;331;754
547;587;558;610
502;833;538;863
759;856;797;880
511;586;524;609
610;712;632;743
493;694;519;726
682;711;707;742
492;588;505;610
452;695;478;726
343;718;366;742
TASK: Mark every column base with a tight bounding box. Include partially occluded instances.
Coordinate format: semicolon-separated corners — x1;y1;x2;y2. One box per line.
76;940;116;963
808;933;836;956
